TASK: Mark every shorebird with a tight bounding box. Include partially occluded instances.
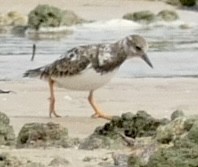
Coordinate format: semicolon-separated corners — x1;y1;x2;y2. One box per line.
24;35;153;120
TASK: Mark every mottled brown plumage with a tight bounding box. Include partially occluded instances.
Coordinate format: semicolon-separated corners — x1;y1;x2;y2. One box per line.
24;34;153;119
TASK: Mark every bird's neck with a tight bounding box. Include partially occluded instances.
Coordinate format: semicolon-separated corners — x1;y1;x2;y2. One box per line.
113;39;128;60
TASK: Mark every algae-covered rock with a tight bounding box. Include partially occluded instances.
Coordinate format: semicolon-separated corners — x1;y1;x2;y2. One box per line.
145;136;198;167
187;121;198;144
155;117;186;144
157;10;179;22
0;112;15;146
183;115;198;131
28;5;63;29
79;133;126;150
0;153;22;167
17;122;77;148
80;111;166;150
142;116;198;167
123;10;156;24
180;0;196;6
28;4;85;30
0;153;46;167
128;155;143;167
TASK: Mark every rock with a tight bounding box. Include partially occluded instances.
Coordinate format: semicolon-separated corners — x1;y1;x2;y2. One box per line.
0;14;11;26
17;122;77;148
165;0;181;6
48;157;70;166
123;111;167;138
0;153;22;167
187;121;198;144
128;156;142;167
183;116;198;131
7;11;27;26
112;153;128;167
28;4;85;30
123;10;156;24
0;112;15;146
80;111;166;150
83;156;97;162
157;10;179;22
79;134;126;150
61;10;85;26
28;4;63;29
180;0;196;6
145;138;198;167
0;11;27;26
0;112;9;125
0;153;45;167
171;110;184;121
155;117;186;144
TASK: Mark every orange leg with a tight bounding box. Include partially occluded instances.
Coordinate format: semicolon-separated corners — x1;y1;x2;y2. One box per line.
88;90;112;120
48;79;61;118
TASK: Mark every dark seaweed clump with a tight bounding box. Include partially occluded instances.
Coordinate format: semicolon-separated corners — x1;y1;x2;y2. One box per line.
94;111;169;139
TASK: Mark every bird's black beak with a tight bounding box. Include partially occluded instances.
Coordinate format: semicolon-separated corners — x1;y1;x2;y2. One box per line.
142;53;153;68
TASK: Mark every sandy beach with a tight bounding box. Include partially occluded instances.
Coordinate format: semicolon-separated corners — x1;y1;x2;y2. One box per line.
1;78;198;166
1;78;198;137
1;0;198;166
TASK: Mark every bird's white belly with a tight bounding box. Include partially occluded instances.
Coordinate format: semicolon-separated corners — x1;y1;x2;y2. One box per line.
52;68;118;91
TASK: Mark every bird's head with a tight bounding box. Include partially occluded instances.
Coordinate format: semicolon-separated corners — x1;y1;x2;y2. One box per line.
123;35;153;68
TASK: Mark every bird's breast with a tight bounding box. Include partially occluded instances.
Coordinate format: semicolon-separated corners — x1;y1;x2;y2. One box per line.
52;68;118;91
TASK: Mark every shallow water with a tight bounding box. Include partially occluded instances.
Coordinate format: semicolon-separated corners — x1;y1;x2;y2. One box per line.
0;19;198;80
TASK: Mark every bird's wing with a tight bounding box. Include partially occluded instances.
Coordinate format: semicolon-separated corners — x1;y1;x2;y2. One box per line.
40;47;91;78
41;43;119;78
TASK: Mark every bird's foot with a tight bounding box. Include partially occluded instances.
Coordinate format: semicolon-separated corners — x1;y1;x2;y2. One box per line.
91;113;112;120
49;110;61;118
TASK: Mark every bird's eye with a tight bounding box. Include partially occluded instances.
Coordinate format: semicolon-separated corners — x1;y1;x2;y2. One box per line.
136;46;141;51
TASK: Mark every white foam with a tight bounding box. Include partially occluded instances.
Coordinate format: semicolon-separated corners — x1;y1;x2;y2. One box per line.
73;19;142;31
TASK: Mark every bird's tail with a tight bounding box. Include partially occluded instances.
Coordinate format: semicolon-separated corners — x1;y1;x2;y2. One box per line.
23;67;44;78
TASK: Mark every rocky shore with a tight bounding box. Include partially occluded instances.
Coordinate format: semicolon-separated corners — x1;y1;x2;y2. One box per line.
1;110;198;167
0;0;197;38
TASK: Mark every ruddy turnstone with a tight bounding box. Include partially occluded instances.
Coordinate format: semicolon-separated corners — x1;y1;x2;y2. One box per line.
24;35;153;120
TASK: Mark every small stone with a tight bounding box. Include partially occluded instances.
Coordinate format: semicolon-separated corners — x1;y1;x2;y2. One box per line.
123;10;156;24
83;156;96;162
157;10;179;22
49;157;69;166
112;153;128;166
171;110;184;121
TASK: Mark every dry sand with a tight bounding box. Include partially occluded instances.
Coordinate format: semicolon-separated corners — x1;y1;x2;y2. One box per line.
0;0;198;166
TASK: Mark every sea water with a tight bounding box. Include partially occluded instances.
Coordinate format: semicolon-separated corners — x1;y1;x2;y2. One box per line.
0;19;197;80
